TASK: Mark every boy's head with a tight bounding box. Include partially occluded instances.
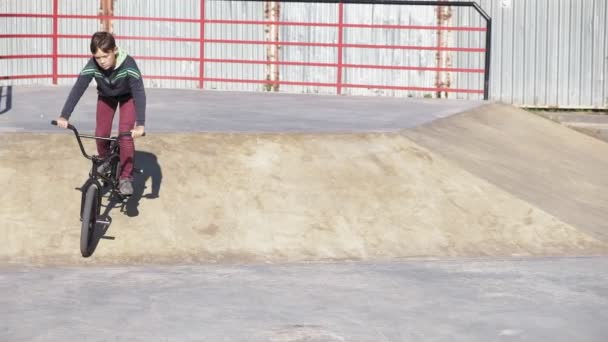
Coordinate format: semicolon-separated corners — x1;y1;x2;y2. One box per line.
90;31;117;70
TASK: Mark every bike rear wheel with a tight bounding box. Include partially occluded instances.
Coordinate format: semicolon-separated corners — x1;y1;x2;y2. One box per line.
80;183;99;257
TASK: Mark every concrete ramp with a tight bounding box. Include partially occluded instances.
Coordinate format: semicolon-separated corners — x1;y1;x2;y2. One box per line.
404;103;608;241
1;129;606;265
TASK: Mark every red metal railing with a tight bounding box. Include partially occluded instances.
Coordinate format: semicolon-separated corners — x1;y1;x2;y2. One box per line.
0;0;491;98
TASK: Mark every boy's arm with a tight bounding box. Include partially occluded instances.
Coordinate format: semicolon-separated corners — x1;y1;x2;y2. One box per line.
60;59;96;120
127;58;146;127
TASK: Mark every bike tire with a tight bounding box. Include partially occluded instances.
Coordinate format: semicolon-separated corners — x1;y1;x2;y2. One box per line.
80;184;99;257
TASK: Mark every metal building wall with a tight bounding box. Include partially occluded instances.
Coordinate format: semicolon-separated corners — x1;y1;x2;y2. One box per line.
114;0;201;89
456;0;607;108
339;3;439;98
57;0;99;86
451;5;485;101
0;0;53;86
114;1;483;99
0;0;485;98
277;2;440;97
203;0;266;92
278;1;339;95
113;0;267;91
2;0;607;108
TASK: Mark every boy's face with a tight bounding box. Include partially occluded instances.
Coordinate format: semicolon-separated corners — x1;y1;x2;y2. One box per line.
93;47;117;70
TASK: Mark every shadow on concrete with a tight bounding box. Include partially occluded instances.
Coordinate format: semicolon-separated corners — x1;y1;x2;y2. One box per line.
125;151;163;217
0;85;12;114
85;150;163;256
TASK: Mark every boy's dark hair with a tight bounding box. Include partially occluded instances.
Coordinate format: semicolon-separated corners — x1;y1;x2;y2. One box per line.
90;31;116;54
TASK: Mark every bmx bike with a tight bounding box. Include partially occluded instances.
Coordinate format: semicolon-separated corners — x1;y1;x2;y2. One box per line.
51;120;143;257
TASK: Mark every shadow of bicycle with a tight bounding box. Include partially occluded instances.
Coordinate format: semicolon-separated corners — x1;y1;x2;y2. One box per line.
86;150;163;256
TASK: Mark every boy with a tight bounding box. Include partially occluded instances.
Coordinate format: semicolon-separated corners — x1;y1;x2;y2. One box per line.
57;31;146;195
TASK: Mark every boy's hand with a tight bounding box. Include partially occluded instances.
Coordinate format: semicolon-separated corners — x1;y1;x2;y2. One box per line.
56;117;69;129
131;125;145;138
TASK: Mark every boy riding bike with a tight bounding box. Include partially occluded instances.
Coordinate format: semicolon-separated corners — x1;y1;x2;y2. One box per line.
56;31;146;195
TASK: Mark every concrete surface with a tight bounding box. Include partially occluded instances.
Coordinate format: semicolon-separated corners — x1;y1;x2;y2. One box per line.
2;257;607;341
404;104;608;241
2;87;608;341
0;85;484;133
534;111;608;143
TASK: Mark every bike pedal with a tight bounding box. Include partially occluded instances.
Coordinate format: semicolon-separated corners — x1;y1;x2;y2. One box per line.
96;219;110;225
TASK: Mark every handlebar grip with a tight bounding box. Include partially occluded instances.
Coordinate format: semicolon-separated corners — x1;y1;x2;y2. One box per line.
118;132;147;137
51;120;76;131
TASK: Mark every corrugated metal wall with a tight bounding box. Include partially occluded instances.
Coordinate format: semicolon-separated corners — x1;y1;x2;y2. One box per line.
57;0;99;86
339;3;438;98
278;1;339;95
114;0;201;89
1;0;606;108
277;2;441;97
458;0;607;108
204;0;266;91
452;5;485;101
0;0;53;86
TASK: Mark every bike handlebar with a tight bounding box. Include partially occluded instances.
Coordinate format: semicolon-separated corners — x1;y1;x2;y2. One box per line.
51;120;145;160
51;120;145;136
51;120;91;159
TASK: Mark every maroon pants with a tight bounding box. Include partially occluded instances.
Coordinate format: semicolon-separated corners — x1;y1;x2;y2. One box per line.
95;96;135;180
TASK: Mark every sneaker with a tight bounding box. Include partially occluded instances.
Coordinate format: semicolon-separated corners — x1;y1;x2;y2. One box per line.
118;179;134;196
97;160;111;175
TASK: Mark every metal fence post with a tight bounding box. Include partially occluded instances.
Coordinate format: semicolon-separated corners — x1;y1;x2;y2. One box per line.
199;0;206;89
52;0;59;84
336;0;344;95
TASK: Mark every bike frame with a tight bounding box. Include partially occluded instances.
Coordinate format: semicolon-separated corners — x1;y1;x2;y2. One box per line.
51;121;131;218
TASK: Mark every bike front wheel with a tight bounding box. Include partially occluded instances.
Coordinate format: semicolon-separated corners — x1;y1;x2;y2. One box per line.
80;183;99;257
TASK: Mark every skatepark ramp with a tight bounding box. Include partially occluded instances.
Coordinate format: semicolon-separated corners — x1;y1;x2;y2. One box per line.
1;102;607;265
